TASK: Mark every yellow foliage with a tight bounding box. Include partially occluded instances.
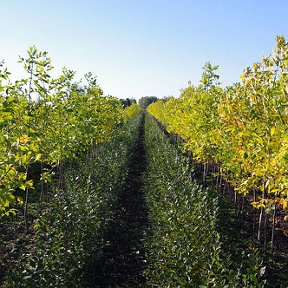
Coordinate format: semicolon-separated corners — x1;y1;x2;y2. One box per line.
147;35;288;211
123;104;142;121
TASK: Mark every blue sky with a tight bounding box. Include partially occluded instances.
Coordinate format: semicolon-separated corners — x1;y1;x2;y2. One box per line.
1;0;288;100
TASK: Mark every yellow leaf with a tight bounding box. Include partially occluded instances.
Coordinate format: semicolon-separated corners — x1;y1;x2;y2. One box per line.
271;158;277;167
35;154;41;162
20;184;26;191
251;201;266;209
25;180;34;188
270;189;280;195
18;173;27;181
21;154;32;166
19;135;30;144
7;166;17;177
16;196;24;205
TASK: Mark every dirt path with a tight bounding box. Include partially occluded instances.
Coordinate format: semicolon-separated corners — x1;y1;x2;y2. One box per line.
84;116;148;287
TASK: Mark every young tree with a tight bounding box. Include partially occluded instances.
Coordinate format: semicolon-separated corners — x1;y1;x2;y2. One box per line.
200;62;220;90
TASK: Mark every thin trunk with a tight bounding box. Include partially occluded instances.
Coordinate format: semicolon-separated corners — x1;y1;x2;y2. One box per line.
40;161;44;206
203;163;206;184
24;166;29;232
271;200;277;253
241;195;245;213
234;190;237;206
28;62;33;104
240;196;245;224
24;187;29;231
211;165;215;190
264;212;268;251
216;164;220;192
253;185;257;238
258;207;263;243
258;185;266;244
219;170;223;194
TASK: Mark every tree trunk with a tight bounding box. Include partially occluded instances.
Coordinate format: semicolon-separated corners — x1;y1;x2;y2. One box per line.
24;166;29;232
258;207;263;243
271;200;277;253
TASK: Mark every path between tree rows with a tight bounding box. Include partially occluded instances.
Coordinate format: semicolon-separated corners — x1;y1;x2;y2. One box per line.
84;117;148;287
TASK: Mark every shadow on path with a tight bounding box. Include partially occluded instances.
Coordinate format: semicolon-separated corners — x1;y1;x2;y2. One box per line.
84;116;148;287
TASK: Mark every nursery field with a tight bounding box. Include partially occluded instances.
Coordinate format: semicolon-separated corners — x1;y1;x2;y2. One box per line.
1;37;288;287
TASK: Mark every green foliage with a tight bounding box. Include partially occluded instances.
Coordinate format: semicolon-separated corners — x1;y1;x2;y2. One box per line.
123;103;142;121
1;113;143;287
0;46;124;217
138;96;158;109
200;61;220;90
144;113;266;287
119;97;136;108
0;46;143;286
2;38;287;287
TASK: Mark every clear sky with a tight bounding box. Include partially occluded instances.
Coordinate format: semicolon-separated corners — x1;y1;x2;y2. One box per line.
1;0;288;100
